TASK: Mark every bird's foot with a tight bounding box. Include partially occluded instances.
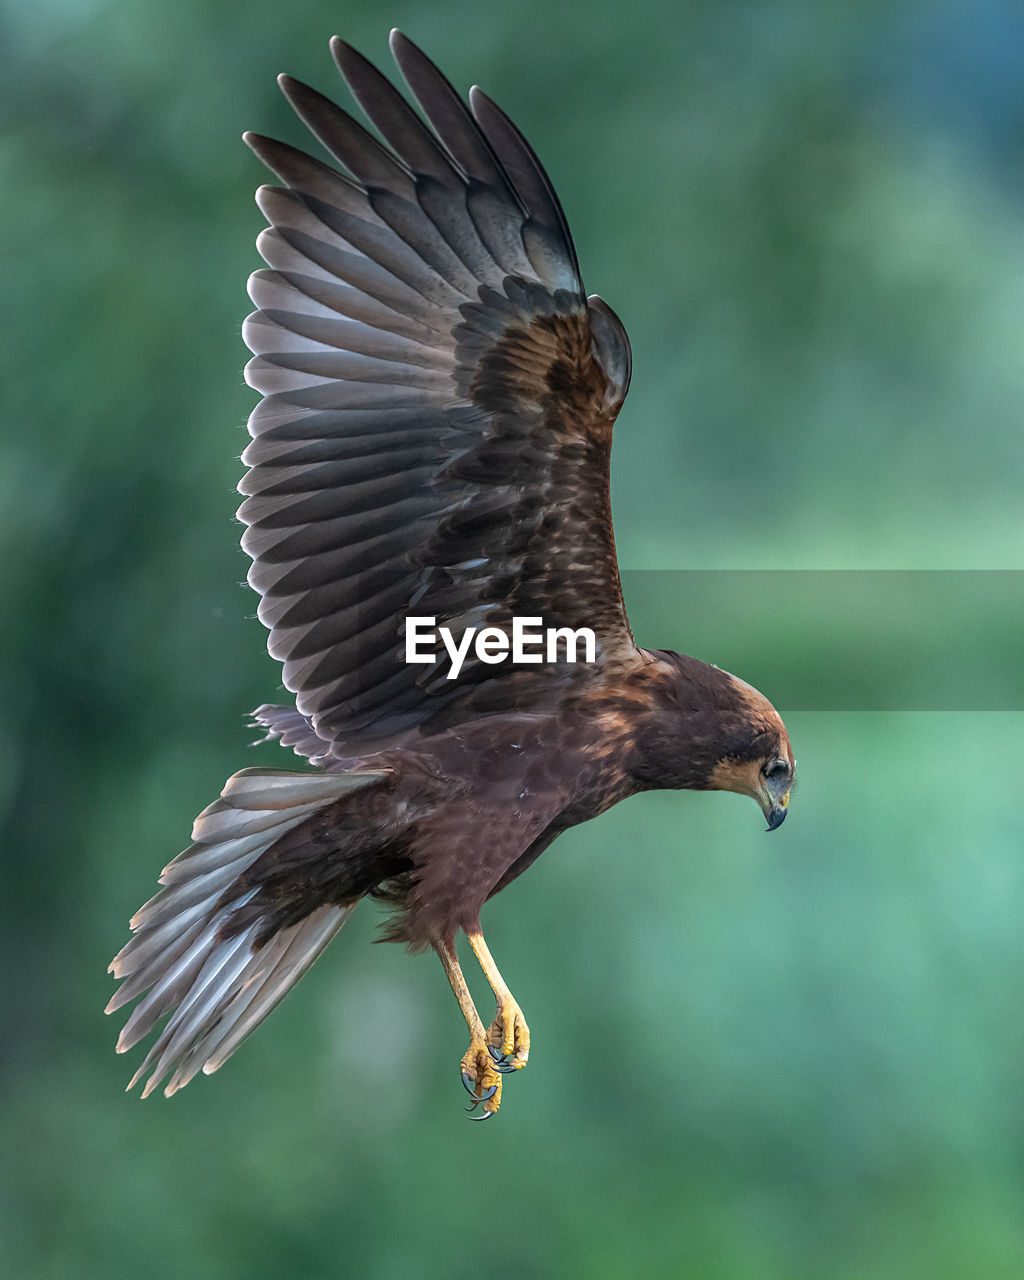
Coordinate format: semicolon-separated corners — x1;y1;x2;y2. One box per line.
460;1040;503;1120
485;998;530;1075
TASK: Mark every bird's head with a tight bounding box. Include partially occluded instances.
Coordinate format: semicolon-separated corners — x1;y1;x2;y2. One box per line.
637;652;795;830
703;672;794;831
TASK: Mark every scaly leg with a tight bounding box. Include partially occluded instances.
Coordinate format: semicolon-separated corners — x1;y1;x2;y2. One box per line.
467;929;531;1075
434;934;502;1119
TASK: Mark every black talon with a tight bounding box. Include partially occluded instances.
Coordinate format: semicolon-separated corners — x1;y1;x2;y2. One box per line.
464;1087;497;1113
487;1046;522;1073
469;1108;494;1121
461;1072;497;1105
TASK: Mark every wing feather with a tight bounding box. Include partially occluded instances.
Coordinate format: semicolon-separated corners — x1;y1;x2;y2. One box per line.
241;33;636;751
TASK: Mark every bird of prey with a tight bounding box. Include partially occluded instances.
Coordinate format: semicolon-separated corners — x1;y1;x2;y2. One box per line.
107;31;794;1119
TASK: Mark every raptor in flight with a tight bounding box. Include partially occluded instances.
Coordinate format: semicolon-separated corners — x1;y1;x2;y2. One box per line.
108;31;794;1118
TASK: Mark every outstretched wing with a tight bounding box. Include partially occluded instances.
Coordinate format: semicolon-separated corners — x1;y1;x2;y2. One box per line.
240;31;636;752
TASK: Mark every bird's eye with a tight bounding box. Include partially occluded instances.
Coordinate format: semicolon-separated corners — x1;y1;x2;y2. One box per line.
763;759;789;780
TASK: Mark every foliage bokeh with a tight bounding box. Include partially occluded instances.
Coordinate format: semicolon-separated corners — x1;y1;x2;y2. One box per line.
3;1;1023;1276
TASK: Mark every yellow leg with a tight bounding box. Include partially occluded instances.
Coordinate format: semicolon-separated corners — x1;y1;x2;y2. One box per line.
467;930;531;1072
434;934;503;1119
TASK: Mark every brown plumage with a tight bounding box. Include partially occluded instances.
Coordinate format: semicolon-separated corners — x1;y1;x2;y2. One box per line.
107;31;794;1115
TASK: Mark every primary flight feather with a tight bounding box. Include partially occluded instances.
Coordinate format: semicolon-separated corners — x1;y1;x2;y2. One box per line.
108;30;794;1117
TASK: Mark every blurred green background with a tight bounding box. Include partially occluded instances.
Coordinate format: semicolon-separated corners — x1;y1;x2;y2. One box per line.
3;0;1023;1276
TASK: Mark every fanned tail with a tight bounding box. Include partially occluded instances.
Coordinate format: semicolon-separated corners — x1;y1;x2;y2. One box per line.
107;765;386;1097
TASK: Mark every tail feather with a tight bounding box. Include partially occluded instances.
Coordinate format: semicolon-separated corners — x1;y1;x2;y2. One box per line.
108;901;217;993
107;916;213;1016
108;765;387;1097
192;904;349;1078
128;922;265;1095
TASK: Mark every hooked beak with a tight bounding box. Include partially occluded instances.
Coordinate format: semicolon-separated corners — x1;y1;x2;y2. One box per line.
765;803;788;831
761;785;791;832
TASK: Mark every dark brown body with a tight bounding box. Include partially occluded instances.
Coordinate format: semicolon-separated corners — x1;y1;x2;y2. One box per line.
233;650;786;948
